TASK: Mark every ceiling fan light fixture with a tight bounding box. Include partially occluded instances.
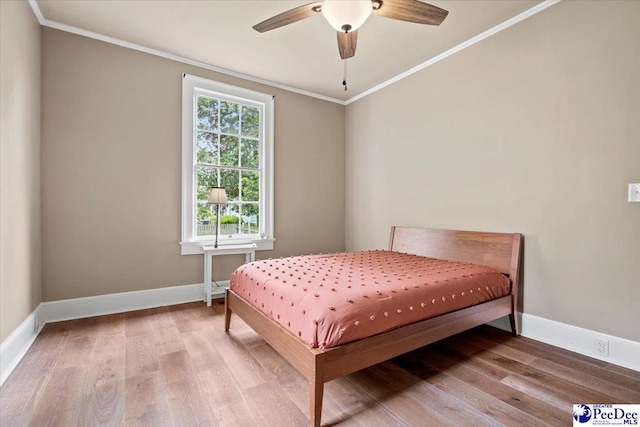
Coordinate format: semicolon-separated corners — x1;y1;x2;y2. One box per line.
321;0;372;32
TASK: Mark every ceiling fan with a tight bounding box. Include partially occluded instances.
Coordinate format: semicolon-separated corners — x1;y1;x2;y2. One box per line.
253;0;448;90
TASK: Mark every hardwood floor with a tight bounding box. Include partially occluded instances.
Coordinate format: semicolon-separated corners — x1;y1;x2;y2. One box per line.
1;301;638;426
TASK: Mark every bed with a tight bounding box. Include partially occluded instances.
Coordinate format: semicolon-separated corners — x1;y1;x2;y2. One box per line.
224;226;522;426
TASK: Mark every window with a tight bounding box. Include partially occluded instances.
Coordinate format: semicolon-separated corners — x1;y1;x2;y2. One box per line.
181;74;274;255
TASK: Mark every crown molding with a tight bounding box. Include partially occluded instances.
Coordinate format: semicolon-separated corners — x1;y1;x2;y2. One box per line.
345;0;561;105
27;1;345;105
27;0;45;24
28;0;561;108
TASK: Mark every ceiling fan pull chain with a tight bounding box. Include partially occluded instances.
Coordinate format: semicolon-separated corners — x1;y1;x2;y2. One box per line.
343;58;348;91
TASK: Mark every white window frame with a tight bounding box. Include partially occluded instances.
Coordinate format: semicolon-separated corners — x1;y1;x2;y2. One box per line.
181;74;274;255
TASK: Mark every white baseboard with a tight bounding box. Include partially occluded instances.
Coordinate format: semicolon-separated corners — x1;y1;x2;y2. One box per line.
1;282;204;386
39;282;204;324
3;289;638;387
488;313;640;372
520;313;640;372
0;304;44;386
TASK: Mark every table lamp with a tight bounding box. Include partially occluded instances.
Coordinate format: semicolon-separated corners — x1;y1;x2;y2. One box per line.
207;187;228;248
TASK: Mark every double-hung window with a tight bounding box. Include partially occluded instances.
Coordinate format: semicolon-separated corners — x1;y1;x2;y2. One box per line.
181;74;274;254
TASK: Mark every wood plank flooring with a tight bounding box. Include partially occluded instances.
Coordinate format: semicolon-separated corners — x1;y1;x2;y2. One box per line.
1;301;638;426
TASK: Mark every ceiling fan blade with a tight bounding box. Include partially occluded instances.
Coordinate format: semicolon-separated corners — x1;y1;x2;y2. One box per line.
337;30;358;59
253;2;322;33
373;0;448;26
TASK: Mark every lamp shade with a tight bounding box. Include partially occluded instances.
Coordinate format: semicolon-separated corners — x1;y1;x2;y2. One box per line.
207;187;228;204
322;0;372;32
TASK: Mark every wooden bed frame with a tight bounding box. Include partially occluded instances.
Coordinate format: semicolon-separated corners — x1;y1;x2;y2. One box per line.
224;227;522;426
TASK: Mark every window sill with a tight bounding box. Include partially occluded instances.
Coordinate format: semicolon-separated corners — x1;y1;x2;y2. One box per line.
180;238;275;255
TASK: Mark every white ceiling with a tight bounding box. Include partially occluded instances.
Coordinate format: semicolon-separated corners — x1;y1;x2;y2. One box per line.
36;0;543;102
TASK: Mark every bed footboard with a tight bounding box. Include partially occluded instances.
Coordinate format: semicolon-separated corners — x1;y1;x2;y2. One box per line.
224;227;523;426
226;290;514;426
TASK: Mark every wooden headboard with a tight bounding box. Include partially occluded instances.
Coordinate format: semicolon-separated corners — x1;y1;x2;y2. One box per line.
389;226;522;278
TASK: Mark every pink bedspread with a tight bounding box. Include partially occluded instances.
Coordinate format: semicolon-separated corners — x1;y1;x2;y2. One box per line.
229;250;510;349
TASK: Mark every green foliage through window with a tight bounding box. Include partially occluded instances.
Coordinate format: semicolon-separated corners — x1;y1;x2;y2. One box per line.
221;215;239;224
195;95;261;237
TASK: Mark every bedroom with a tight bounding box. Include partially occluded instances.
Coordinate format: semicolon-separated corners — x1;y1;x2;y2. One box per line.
1;0;638;425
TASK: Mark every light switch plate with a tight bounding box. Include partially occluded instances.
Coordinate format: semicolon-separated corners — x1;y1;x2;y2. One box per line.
629;183;640;202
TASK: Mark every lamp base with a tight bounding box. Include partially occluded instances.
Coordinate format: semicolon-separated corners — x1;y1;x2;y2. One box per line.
215;203;220;248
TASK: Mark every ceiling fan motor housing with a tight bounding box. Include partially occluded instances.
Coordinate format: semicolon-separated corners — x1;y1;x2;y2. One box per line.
321;0;373;32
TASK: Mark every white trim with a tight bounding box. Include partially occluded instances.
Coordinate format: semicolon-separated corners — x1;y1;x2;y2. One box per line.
39;283;204;324
344;0;561;105
181;74;275;255
29;10;343;105
0;283;206;385
0;304;44;386
27;0;561;106
27;0;45;24
521;313;640;372
2;290;638;387
180;238;274;255
488;314;640;372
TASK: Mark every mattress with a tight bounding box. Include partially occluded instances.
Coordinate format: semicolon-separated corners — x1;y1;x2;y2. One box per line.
229;250;510;349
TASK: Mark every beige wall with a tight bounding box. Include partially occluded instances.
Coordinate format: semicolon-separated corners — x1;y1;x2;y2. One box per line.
7;0;637;346
346;0;640;341
41;29;345;301
0;0;42;342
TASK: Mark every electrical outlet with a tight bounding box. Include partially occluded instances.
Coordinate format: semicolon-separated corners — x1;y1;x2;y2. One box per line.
629;183;640;202
594;338;609;358
34;314;39;333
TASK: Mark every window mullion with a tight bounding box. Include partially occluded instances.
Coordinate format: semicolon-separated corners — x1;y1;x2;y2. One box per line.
238;105;243;235
217;101;221;181
192;96;199;238
195;164;259;173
